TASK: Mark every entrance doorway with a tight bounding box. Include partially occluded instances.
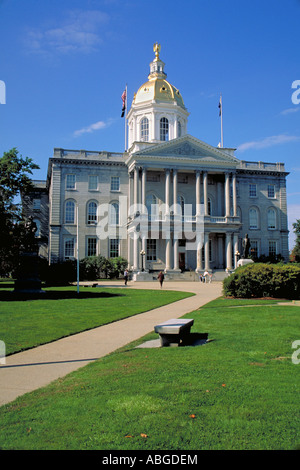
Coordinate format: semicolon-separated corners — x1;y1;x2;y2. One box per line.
179;253;185;271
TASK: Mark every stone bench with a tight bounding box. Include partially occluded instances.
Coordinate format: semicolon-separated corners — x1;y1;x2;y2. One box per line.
154;318;194;347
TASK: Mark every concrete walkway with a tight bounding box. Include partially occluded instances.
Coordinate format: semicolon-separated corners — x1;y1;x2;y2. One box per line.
0;281;223;406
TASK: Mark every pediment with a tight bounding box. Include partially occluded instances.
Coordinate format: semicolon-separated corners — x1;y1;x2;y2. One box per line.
133;135;239;164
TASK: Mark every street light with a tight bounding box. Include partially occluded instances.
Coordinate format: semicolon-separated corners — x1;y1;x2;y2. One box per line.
140;250;145;272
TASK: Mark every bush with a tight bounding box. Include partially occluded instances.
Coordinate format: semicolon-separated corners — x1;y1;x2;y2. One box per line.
223;263;300;299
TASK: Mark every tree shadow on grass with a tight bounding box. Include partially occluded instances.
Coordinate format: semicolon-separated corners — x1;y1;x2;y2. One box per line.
0;288;124;302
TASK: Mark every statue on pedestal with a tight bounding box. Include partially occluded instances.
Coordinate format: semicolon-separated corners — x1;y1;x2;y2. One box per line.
242;233;251;259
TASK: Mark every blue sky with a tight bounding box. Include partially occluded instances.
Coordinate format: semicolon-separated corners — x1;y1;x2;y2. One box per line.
0;0;299;248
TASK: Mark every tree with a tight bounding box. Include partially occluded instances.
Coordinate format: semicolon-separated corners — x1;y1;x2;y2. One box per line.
291;219;300;262
0;148;39;276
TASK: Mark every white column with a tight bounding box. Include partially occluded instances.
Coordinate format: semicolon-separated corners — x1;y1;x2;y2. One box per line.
226;232;232;271
173;169;178;211
196;170;201;216
173;169;180;271
165;239;171;272
141;167;147;208
196;233;203;272
203;171;208;216
204;232;210;270
133;167;139;271
134;166;139;206
165;169;170;213
233;233;239;268
232;173;237;217
225;172;231;217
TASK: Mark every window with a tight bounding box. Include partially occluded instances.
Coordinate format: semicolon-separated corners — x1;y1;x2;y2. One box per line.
87;237;97;257
177;195;185;215
140;117;149;142
33;218;41;237
109;239;119;258
160;117;169;141
65;238;75;259
177;120;182;138
250;240;259;258
268;184;275;198
89;175;98;191
65;200;75;224
110;176;120;192
147;239;157;261
249;208;258;229
267;208;276;229
269;240;277;257
146;194;158;219
249;184;257;198
110;202;119;225
33;199;41;210
87;201;97;225
66;174;76;190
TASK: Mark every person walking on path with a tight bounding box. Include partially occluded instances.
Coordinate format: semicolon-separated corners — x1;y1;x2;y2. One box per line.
124;269;128;286
157;271;164;288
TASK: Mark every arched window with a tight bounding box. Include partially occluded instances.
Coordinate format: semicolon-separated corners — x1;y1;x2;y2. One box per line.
87;201;97;225
177;120;182;138
146;194;158;219
140;117;149;142
249;208;258;229
160;117;169;141
110;202;119;225
208;197;212;216
267;208;276;229
65;200;75;224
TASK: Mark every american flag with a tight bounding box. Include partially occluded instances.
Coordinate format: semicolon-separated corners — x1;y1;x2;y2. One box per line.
121;89;126;117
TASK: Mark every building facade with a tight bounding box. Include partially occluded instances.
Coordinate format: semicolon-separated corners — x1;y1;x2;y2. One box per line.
25;44;289;278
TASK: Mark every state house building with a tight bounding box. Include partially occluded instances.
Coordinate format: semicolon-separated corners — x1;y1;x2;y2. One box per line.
25;44;289;279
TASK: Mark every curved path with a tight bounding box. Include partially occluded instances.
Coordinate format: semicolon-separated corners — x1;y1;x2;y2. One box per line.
0;281;223;406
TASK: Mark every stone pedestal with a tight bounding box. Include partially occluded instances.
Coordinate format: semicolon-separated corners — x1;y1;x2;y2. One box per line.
237;258;254;268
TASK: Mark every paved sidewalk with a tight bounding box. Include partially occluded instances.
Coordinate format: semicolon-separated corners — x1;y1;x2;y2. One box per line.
0;281;223;406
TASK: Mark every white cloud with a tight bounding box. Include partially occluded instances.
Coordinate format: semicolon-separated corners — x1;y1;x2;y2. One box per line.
25;10;109;55
73;119;114;137
237;134;300;152
280;107;300;116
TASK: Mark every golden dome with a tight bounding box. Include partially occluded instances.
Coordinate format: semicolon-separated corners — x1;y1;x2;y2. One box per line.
132;43;186;110
134;78;185;108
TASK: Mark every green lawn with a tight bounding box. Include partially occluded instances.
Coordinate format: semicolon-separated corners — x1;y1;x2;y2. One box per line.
0;284;193;355
0;295;299;450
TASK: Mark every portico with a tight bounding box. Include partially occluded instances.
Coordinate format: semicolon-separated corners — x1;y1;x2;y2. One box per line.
125;135;242;275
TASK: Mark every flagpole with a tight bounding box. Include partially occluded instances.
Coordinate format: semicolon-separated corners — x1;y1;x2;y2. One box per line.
125;84;128;152
220;93;223;148
77;205;79;294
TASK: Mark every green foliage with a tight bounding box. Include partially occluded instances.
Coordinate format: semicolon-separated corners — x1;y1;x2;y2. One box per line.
0;148;39;277
223;263;300;299
291;219;300;262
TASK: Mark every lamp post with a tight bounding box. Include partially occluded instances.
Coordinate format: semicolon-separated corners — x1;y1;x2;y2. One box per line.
235;250;240;269
140;250;145;272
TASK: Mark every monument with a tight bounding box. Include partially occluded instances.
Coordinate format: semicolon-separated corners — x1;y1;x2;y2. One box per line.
237;233;254;267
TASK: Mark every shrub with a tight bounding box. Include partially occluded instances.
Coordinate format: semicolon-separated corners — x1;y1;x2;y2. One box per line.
223;263;300;299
